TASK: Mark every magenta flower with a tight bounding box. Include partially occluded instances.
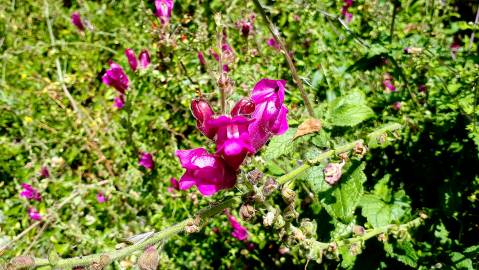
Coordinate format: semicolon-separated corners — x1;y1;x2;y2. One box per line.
114;95;125;109
207;116;255;170
155;0;174;25
28;208;42;221
168;177;180;193
139;50;151;69
197;51;206;66
40;166;50;178
236;16;255;37
176;148;236;196
226;212;249;241
71;12;85;31
125;48;138;71
102;62;129;94
418;84;427;92
96;192;106;203
383;80;396;92
231;98;255;117
341;0;353;22
392;102;402;111
20;183;41;201
191;98;216;139
267;38;281;51
248;79;289;152
139;152;154;170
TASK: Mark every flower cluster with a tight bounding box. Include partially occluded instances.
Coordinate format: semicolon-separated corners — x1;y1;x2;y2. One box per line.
176;79;289;196
102;61;130;109
226;211;249;241
20;183;42;221
341;0;354;22
125;48;151;72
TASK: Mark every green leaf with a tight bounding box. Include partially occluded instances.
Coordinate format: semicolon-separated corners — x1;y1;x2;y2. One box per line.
302;164;331;194
263;128;297;161
451;252;474;270
322;162;367;223
384;241;419;268
360;190;411;228
330;104;374;127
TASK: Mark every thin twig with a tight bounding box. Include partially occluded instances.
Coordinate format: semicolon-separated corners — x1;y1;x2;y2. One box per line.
252;0;315;117
389;1;398;43
469;4;479;51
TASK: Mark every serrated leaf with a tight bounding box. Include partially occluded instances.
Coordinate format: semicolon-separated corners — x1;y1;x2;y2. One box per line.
330;104;374;127
322;162;367;223
360;190;411;228
451;252;474;270
384;241;418;268
339;244;357;269
302;164;331;194
263;128;296;161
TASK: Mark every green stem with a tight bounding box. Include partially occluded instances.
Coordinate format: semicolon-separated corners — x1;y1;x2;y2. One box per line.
31;197;240;268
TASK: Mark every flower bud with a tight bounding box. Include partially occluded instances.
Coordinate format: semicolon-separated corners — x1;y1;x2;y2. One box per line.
231;98;255;117
273;215;285;229
283;204;298;222
10;256;34;269
281;186;296;205
353;142;367;158
262;178;278;196
138;246;159;270
247;169;263;185
352;225;365;236
239;204;256;221
300;219;317;238
324;161;345;185
278;246;290;255
190;98;215;139
263;210;276;227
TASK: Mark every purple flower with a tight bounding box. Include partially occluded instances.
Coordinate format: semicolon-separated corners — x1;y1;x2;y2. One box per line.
20;183;41;201
207;116;255;170
40;166;50;178
168;177;180;193
96;192;106;203
236;16;255;37
191;98;216;139
71;12;85;31
155;0;174;25
139;50;151;69
197;51;206;66
267;38;281;51
139;152;154;170
176;148;236;196
226;212;249;241
28;208;41;221
383;80;396;91
392;101;402;111
248;79;289;152
114;95;125;109
125;48;138;71
102;62;129;94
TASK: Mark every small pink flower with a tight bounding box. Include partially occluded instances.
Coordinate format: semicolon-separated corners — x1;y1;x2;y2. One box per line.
197;51;206;66
392;102;402;111
267;38;281;51
139;50;151;69
114;95;125;109
125;48;138;71
71;12;85;31
383;80;396;91
96;192;106;203
28;208;42;221
236;16;255;37
102;62;129;94
40;166;50;178
139;152;154;170
20;183;41;201
324;161;345;185
226;211;249;241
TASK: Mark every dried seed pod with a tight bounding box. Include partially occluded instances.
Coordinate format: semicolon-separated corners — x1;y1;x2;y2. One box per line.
324;161;345;185
273;215;286;229
300;219;317;238
283;205;298;222
281;186;296;205
353;142;368;158
138;246;159;270
263;210;276;227
262;178;278;196
239;204;256;221
247;169;263;185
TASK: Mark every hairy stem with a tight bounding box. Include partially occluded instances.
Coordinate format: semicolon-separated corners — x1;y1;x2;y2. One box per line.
30;197;239;268
252;0;315;117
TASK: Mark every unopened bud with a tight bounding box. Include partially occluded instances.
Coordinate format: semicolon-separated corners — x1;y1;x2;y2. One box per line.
263;178;278;196
247;169;263;185
231;98;255;117
338;152;349;161
278;246;290;255
239;204;255;221
300;219;317;238
217;74;232;93
191;98;216;139
10;256;34;269
352;225;365;236
263;210;276;227
138;246;159;270
283;204;298;222
324;161;345;185
273;215;286;229
281;186;296;205
353;142;367;158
